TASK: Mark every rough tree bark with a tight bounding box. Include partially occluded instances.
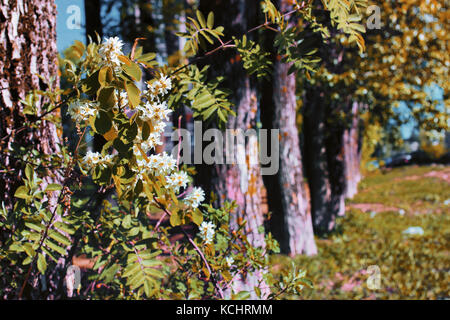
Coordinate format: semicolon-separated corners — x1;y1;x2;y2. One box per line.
260;0;317;256
0;0;64;298
0;0;61;210
198;0;269;298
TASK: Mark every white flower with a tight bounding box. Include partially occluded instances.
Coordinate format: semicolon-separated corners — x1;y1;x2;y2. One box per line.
99;37;124;69
443;199;450;206
147;75;172;97
82;151;113;168
68;100;98;122
199;221;215;244
184;187;205;208
136;101;172;123
225;256;234;268
166;171;189;192
135;152;177;176
398;209;405;216
152;152;177;175
156;75;172;95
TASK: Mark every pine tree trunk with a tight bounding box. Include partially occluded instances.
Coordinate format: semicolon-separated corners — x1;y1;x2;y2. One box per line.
0;0;61;209
198;0;269;298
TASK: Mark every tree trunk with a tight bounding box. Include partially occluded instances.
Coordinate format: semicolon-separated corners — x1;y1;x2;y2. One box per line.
343;101;362;199
0;0;64;298
304;92;363;235
84;0;107;152
269;61;317;256
0;0;61;209
84;0;102;41
256;0;318;256
302;87;337;235
198;0;268;298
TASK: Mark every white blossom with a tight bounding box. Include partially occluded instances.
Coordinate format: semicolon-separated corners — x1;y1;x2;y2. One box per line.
99;37;124;69
136;101;172;123
199;221;215;244
166;170;189;192
147;75;172;97
68;100;98;122
82;151;113;168
135;152;177;176
184;187;205;208
225;256;234;267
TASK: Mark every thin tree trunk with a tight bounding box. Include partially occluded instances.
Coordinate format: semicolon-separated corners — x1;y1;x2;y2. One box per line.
343;101;362;199
84;0;107;153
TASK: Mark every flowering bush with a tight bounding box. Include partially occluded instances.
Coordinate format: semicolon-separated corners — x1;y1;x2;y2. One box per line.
0;28;310;299
0;2;372;299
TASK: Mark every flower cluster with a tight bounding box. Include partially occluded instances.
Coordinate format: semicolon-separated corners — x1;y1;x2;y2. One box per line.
136;101;172;123
135;152;177;177
68;100;99;123
133;100;172;154
166;171;190;192
184;187;205;208
145;75;172;101
82;151;114;169
199;221;216;244
99;37;124;69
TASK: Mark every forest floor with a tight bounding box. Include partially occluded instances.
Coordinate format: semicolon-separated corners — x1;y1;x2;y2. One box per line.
272;164;450;300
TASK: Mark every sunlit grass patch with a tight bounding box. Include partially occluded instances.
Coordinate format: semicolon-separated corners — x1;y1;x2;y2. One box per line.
271;165;450;300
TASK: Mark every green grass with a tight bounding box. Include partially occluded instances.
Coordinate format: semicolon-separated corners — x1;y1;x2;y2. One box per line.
350;165;449;213
271;165;450;300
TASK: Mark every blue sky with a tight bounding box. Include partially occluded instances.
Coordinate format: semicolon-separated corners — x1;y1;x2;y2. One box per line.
56;0;86;50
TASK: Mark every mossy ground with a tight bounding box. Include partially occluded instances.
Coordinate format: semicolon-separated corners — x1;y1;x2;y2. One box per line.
271;165;450;299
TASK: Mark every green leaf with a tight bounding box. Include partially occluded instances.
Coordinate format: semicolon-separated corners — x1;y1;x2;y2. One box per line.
232;291;251;300
45;184;62;192
207;12;214;29
123;62;142;82
170;211;182;227
98;87;116;109
125;81;141;109
192;209;203;226
37;253;47;274
196;10;206;28
95;111;113;135
14;186;29;200
25;164;33;182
